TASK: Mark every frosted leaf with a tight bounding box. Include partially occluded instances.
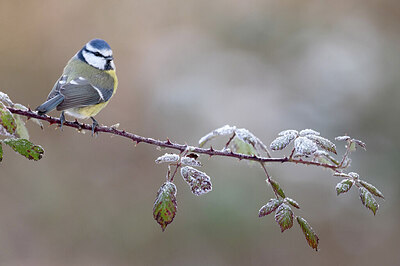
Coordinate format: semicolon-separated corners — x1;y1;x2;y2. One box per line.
0;92;13;106
353;139;367;150
235;128;270;155
181;156;202;167
335;179;353;195
299;129;320;137
335;135;351;141
297;217;319;251
294;137;318;156
153;182;177;231
198;125;236;147
359;187;379;215
278;129;299;136
306;135;337;154
0;125;14;137
180;166;212;196
359;180;384;199
333;172;349;178
285;198;300;209
155;153;180;164
270;133;297;151
267;178;286;198
274;203;294;232
259;199;282;217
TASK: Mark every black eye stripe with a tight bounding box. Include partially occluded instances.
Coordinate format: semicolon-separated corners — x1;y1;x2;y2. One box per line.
84;48;109;58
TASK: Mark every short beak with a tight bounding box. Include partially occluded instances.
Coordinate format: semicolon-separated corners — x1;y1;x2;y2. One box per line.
105;56;113;61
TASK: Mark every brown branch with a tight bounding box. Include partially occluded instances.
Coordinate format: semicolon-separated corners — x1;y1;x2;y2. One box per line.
7;107;339;171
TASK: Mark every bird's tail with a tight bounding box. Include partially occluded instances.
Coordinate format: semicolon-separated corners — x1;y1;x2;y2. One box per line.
36;94;64;115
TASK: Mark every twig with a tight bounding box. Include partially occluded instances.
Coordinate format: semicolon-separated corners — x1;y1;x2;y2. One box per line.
7;107;339;170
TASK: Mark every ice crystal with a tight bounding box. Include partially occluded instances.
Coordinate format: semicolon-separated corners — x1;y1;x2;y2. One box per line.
155;153;180;164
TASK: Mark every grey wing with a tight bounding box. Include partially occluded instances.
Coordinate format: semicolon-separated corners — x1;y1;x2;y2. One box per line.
56;77;113;111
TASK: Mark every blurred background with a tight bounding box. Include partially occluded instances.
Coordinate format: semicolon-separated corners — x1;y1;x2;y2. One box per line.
0;0;399;265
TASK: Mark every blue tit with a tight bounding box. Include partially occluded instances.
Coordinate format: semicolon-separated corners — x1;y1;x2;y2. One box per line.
36;38;118;134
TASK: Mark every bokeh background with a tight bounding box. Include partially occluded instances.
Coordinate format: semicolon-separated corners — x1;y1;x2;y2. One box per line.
1;0;399;265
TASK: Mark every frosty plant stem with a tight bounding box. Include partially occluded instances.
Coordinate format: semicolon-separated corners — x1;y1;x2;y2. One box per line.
0;93;384;252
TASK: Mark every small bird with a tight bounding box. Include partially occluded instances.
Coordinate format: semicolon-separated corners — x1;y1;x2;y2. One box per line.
36;38;118;134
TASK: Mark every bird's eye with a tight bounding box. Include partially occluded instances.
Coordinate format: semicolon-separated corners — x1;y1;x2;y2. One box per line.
94;52;102;57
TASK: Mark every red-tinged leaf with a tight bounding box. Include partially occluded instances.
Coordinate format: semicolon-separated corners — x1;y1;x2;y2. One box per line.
259;199;282;217
359;180;384;199
285;197;300;209
359;187;379;215
268;178;286;198
274;203;293;232
3;138;44;161
335;179;353;195
153;182;177;231
180;166;212;196
0;102;16;135
297;217;319;251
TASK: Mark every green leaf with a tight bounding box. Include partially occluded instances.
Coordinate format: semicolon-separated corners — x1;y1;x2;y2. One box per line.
359;187;379;215
259;199;282;217
335;179;353;195
3;138;44;161
285;197;300;209
268;178;286;198
359;180;384;199
14;115;29;140
274;203;293;232
297;217;319;251
306;135;337;154
0;141;3;162
153;182;177;231
232;137;258;155
0;102;16;135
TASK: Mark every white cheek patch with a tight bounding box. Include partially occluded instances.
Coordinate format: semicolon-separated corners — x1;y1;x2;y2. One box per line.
82;50;106;70
110;60;116;70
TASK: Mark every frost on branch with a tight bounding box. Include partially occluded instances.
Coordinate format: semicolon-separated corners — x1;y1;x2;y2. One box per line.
0;92;13;106
153;182;177;231
180;166;212;196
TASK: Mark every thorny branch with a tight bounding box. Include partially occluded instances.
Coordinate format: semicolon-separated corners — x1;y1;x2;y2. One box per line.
7;106;340;171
